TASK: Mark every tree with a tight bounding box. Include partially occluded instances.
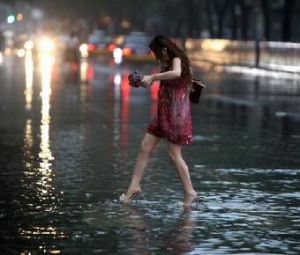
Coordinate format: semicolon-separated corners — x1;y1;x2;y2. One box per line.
261;0;271;40
282;0;295;41
204;0;214;37
213;0;231;38
239;0;249;40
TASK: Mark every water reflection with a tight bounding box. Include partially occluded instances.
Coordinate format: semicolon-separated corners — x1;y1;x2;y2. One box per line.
24;50;33;110
0;51;3;65
79;60;90;114
120;74;130;147
83;203;197;254
113;72;121;149
112;72;131;157
79;59;94;84
122;207;197;254
165;209;197;254
118;206;150;254
40;53;53;123
2;54;298;254
23;118;33;171
150;81;159;117
38;52;55;210
80;59;89;83
21;51;64;253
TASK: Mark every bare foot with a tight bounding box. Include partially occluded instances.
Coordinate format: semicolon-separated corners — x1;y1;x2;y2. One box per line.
183;191;198;207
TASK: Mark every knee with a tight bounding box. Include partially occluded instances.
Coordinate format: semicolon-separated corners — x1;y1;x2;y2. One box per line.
139;140;152;155
168;148;179;162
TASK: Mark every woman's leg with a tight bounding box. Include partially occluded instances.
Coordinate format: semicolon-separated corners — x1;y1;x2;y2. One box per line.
167;142;197;206
125;133;161;197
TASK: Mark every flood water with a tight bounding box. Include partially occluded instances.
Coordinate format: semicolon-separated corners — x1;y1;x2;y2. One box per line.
0;52;300;254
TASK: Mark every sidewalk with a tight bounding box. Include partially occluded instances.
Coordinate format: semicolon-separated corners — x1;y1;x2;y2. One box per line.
186;39;300;79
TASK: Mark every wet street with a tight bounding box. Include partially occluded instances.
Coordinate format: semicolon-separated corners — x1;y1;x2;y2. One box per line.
0;52;300;254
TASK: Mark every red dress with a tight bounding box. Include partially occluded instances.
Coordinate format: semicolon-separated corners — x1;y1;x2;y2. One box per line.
147;72;193;145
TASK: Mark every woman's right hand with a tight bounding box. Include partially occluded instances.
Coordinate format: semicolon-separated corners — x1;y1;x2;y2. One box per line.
141;75;153;88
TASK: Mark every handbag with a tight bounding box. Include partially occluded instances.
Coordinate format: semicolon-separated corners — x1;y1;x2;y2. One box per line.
189;79;205;104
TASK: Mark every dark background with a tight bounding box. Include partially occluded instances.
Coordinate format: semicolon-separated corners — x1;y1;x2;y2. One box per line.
1;0;300;41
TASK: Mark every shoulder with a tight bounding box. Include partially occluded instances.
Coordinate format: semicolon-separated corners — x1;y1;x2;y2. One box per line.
172;57;181;64
171;57;181;69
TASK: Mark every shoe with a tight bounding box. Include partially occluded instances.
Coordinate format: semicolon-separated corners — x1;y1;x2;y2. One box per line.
119;189;141;205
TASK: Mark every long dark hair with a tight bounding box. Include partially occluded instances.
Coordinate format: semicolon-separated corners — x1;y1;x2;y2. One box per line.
149;35;192;88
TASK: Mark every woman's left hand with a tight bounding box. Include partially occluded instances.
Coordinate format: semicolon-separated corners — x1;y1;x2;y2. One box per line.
141;75;153;88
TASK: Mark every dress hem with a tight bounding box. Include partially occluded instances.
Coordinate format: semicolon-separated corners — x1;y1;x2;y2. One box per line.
146;130;192;146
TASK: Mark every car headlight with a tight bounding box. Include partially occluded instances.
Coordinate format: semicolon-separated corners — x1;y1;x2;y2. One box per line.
24;40;34;50
38;38;55;52
79;43;89;58
113;48;123;64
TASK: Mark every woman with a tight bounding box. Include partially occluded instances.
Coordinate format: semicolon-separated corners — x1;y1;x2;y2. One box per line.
120;35;198;207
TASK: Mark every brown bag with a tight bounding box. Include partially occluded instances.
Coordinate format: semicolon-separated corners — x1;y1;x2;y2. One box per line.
189;79;205;104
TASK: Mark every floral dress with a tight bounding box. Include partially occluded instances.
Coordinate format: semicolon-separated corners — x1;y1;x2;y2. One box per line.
147;65;193;145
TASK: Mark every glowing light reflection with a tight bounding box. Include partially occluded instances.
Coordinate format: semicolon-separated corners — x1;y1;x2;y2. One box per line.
40;53;54;126
0;52;3;65
20;226;65;238
39;52;55;205
23;119;33;167
223;65;300;79
24;50;33;110
80;59;88;82
150;81;159;117
120;75;130;147
113;73;121;147
201;39;229;52
20;51;64;246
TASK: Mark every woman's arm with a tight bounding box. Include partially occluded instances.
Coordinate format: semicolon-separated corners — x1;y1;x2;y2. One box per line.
142;57;182;87
152;57;181;81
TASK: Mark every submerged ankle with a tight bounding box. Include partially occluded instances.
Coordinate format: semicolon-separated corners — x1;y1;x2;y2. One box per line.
127;185;141;193
185;190;197;196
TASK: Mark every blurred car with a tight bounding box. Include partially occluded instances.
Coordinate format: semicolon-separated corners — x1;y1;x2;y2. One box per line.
63;33;80;63
120;32;153;61
87;30;117;55
5;33;29;57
